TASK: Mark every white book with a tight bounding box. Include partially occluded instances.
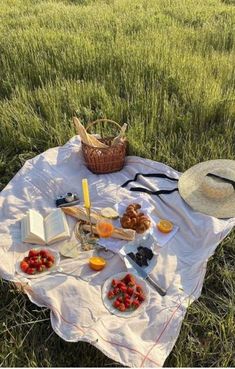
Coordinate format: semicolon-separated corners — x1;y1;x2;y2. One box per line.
21;208;70;245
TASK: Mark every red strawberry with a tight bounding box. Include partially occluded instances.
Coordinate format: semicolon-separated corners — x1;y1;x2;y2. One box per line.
123;273;132;282
47;256;55;263
118;303;126;312
124;274;135;286
29;258;37;267
107;291;115;299
120;285;127;293
134;292;140;298
117;296;123;303
24;256;30;262
127;287;134;296
113;287;120;295
127;281;135;287
45;260;53;269
40;250;50;258
132;299;140;309
28;249;40;258
113;299;121;309
30;256;42;267
117;281;126;288
20;260;29;272
136;285;143;292
111;279;119;287
41;257;47;265
124;296;131;305
26;267;36;275
124;300;131;309
138;294;145;303
124;293;131;300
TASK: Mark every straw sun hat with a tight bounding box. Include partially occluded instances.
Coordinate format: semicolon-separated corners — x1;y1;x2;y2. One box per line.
178;159;235;219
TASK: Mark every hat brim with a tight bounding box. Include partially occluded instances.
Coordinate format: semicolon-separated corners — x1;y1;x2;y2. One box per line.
178;159;235;219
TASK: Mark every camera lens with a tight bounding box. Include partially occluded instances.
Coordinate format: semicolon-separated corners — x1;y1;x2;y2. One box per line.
65;193;74;202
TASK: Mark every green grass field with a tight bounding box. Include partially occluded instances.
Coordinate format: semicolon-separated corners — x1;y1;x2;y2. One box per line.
0;0;235;366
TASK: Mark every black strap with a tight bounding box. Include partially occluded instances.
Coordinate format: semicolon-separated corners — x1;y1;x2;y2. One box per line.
129;186;178;196
121;172;178;188
207;172;235;189
121;172;179;197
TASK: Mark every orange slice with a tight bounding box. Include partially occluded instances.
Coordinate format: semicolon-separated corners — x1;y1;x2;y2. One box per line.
89;256;106;271
157;219;173;233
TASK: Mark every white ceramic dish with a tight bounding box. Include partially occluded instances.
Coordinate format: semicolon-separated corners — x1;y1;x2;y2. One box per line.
119;233;159;275
15;247;60;279
102;272;150;318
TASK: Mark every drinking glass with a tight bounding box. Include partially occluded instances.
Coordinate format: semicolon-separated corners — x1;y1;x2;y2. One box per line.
95;218;115;259
96;218;114;238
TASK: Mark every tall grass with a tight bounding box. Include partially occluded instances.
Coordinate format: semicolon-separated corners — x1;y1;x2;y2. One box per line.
0;0;235;366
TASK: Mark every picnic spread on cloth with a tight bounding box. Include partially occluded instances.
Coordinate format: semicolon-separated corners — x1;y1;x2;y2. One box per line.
0;121;235;367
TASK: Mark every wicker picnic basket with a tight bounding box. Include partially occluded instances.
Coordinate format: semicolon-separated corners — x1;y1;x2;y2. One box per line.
81;119;127;174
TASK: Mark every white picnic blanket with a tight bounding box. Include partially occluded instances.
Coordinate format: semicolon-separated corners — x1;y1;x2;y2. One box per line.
0;136;234;368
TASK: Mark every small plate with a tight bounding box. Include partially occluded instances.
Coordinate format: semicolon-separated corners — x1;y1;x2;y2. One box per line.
102;272;150;318
16;247;60;279
119;233;159;275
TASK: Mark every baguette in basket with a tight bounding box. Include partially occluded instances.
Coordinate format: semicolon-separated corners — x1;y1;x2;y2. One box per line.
73;117;108;148
62;206;135;241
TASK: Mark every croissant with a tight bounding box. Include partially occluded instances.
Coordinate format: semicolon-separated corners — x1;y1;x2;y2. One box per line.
136;217;151;234
126;209;138;218
133;203;141;210
121;215;133;228
127;203;141;211
120;203;151;233
121;215;137;229
130;217;138;229
138;215;151;223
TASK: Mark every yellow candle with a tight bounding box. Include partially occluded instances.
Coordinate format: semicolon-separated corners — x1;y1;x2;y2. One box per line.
82;178;90;209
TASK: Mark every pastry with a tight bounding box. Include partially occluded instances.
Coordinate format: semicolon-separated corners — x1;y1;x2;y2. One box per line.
120;203;151;233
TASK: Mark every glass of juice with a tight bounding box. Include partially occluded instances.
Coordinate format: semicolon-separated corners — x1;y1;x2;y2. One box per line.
96;218;114;238
95;218;115;259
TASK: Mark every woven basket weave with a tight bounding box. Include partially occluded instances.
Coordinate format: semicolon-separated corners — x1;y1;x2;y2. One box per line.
81;119;127;174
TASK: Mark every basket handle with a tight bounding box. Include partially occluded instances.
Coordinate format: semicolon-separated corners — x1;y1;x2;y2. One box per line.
86;119;122;132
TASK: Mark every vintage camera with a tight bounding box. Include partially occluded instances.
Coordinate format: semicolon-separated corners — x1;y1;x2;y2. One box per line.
56;192;80;208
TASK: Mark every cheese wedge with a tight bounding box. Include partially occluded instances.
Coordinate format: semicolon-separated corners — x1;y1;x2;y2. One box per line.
100;207;119;219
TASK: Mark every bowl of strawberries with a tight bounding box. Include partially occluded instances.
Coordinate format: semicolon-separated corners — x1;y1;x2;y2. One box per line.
102;272;149;318
16;248;60;278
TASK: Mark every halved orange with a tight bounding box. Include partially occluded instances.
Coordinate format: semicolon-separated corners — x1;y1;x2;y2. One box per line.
89;256;106;271
157;219;173;233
